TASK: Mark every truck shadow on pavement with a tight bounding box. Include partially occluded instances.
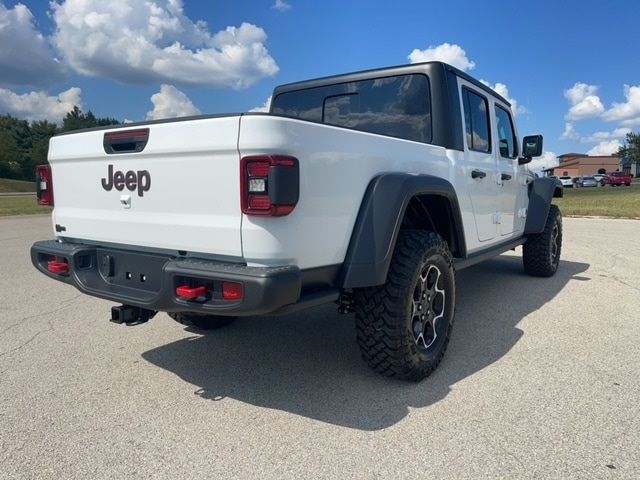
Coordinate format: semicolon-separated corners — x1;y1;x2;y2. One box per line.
142;256;589;431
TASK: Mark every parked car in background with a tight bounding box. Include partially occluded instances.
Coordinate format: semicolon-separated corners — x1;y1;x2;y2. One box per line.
603;172;632;186
593;173;607;185
575;176;599;187
558;176;574;187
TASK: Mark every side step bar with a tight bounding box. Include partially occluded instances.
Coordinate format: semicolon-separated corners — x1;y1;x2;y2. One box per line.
454;237;526;271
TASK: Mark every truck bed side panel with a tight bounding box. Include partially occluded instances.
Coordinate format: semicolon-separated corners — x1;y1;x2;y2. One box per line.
238;115;454;269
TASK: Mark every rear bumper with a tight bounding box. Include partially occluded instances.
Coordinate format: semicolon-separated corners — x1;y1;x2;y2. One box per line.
31;240;301;316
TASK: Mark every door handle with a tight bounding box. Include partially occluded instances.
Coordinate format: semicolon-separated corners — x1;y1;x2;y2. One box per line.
501;173;512;181
471;169;487;179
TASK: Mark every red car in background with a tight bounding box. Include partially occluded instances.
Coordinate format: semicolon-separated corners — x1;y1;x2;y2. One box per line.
603;172;633;186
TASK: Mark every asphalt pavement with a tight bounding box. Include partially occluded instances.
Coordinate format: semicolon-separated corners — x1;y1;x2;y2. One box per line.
1;215;639;479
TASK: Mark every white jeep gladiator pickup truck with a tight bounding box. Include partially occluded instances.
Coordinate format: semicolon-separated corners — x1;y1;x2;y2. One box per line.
32;61;563;381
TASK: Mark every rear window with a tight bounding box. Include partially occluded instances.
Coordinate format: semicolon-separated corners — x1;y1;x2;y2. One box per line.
271;74;432;143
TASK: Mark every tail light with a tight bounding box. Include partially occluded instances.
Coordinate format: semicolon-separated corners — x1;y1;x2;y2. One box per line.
240;155;299;216
36;164;53;206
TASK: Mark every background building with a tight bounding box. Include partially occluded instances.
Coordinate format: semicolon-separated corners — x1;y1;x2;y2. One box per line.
543;153;623;177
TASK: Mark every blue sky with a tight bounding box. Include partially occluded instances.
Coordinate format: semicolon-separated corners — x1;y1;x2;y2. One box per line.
1;0;640;169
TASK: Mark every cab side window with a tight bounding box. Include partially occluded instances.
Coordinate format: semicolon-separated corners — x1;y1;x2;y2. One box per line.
462;88;491;153
271;74;432;143
495;105;518;158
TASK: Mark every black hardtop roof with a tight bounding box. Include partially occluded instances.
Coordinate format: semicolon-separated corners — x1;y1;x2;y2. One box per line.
271;61;511;107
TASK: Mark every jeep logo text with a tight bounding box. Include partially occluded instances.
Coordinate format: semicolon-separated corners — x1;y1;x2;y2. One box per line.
101;164;151;197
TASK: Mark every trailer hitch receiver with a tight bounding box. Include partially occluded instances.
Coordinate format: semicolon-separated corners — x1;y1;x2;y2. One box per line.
110;305;157;325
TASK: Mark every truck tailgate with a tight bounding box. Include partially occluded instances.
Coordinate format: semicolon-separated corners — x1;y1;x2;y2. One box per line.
48;116;243;258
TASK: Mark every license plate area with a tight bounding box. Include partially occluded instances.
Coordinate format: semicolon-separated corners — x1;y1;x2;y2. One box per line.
96;248;167;293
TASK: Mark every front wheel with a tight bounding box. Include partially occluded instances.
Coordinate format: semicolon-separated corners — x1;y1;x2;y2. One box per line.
168;312;237;330
523;204;562;277
353;230;455;382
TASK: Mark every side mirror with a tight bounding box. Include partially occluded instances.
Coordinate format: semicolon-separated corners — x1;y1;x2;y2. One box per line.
519;135;543;165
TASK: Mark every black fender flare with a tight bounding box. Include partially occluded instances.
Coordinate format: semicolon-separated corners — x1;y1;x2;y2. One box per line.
525;177;562;234
338;173;466;288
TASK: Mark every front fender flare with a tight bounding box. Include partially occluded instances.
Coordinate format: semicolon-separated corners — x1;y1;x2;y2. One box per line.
525;177;561;234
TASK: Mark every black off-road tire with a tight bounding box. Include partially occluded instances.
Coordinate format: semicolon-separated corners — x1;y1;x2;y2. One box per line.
353;230;455;382
168;312;237;330
523;204;562;277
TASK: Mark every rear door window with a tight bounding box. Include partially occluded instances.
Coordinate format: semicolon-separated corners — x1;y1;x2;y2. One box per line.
462;88;491;152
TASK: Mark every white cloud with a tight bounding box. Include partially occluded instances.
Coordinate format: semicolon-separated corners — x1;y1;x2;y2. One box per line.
146;84;200;120
528;151;558;172
562;122;630;144
586;140;622;156
249;96;271;112
0;3;66;88
561;122;579;141
272;0;292;12
564;82;604;120
564;83;598;105
620;117;640;128
479;80;527;115
50;0;278;89
581;127;631;144
0;87;81;122
408;43;475;72
602;85;640;122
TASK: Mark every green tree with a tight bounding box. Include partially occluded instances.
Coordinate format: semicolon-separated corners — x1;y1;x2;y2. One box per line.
60;106;119;132
0;115;32;151
0;115;30;179
0;107;121;181
25;120;58;177
0;128;22;179
617;132;640;177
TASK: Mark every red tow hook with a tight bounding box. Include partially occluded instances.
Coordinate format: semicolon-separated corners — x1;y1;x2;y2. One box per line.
47;261;69;274
176;285;207;300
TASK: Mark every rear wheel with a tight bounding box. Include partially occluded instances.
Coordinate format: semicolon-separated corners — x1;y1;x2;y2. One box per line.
168;312;237;330
523;204;562;277
353;230;455;382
